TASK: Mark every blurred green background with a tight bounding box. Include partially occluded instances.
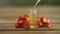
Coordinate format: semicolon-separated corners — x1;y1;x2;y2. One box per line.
10;0;60;5
0;0;60;6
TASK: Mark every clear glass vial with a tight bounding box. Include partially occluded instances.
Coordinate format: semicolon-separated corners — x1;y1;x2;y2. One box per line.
29;9;38;28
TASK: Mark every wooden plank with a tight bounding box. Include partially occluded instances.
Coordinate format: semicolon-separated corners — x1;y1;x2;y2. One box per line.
0;31;60;34
0;23;60;31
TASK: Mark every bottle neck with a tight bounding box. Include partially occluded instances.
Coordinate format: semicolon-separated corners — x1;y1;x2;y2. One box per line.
30;9;37;14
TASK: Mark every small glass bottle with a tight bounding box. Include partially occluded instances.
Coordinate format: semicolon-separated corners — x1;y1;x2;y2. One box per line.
29;9;38;28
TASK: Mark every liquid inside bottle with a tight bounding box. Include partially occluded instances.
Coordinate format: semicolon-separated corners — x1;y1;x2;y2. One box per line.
29;9;37;28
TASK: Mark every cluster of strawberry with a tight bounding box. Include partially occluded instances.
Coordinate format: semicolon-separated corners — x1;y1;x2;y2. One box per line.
37;17;51;28
15;14;51;29
15;14;30;29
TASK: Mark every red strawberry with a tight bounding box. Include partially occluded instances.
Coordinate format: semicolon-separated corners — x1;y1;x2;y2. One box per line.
24;14;30;21
23;21;30;29
15;23;19;28
18;16;24;21
47;22;51;28
18;19;24;24
37;21;43;27
25;16;30;21
40;17;47;23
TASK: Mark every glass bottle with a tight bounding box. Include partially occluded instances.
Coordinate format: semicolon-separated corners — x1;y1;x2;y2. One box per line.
29;9;38;28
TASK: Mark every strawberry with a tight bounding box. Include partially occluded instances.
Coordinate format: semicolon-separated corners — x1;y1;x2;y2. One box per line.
18;16;24;21
15;23;19;28
25;16;30;21
23;21;30;29
18;19;24;24
37;21;43;27
24;14;30;21
47;23;51;28
40;17;47;23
